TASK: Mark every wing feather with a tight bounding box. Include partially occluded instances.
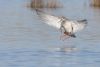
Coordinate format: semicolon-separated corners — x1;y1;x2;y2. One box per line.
36;9;87;33
72;19;87;33
36;9;61;29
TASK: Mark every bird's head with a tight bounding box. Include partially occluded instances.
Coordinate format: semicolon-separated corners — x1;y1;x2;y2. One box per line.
70;34;76;38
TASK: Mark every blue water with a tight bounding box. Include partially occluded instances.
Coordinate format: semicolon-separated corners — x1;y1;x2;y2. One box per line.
0;0;100;67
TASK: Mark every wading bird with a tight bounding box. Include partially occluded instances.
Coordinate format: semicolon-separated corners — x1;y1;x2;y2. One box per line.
36;9;87;40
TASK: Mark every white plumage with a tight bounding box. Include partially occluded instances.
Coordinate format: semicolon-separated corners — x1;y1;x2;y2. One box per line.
36;9;87;38
36;10;61;29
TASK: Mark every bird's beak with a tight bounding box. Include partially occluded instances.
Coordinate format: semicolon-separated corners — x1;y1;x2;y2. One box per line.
70;34;76;38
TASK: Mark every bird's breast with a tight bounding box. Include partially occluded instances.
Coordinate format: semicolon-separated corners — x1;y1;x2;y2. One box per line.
63;22;72;33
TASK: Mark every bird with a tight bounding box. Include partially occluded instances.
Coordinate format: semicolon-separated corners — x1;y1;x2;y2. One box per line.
36;9;87;40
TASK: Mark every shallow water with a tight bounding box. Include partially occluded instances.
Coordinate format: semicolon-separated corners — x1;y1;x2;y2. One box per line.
0;0;100;67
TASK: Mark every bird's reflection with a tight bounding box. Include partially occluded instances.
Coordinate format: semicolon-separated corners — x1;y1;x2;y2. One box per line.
36;46;78;67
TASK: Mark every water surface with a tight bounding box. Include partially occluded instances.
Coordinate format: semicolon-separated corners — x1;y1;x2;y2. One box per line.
0;0;100;67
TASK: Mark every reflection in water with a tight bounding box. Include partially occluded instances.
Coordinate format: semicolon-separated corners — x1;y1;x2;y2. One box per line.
0;48;99;67
47;45;78;53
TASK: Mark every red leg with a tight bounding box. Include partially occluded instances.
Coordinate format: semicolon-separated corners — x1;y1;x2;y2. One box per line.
60;34;70;41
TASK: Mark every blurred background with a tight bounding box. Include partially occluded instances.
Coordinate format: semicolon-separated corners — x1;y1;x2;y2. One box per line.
30;0;63;9
91;0;100;7
0;0;100;67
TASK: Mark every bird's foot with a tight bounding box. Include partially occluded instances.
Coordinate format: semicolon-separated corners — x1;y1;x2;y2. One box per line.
60;34;70;41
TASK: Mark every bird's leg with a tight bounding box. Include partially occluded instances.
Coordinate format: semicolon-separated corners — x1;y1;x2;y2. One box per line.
59;25;70;40
60;26;63;33
60;34;66;41
60;27;64;40
60;32;70;41
63;34;70;40
60;34;70;41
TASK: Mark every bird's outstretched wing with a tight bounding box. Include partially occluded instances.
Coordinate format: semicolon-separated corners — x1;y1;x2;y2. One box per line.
36;9;61;29
72;19;88;33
